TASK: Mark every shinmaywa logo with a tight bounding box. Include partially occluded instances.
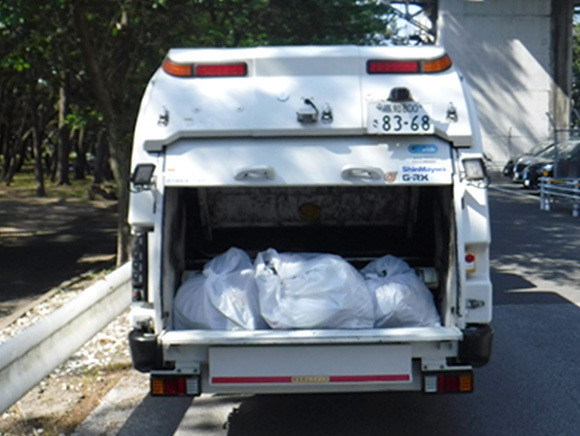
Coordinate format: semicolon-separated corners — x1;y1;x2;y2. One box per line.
402;166;447;173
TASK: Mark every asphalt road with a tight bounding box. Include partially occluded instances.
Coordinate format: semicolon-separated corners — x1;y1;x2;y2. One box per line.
0;198;117;326
78;181;580;436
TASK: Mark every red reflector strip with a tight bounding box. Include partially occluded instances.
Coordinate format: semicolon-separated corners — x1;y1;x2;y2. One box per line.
213;376;293;384
212;374;410;384
368;60;419;74
195;63;247;77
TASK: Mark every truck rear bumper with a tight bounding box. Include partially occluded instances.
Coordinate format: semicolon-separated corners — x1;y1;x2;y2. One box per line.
148;327;468;394
459;324;494;367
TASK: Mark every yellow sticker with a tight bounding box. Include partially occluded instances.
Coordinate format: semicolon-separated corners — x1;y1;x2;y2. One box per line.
292;376;330;384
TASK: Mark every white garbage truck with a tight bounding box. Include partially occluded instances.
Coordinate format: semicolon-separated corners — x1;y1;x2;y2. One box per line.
127;45;493;396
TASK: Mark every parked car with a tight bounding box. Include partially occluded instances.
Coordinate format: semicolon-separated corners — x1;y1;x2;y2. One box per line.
509;141;555;183
503;141;553;180
522;140;580;189
522;161;553;189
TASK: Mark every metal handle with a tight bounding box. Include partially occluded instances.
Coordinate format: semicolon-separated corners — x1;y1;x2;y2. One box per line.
341;165;384;181
234;166;276;181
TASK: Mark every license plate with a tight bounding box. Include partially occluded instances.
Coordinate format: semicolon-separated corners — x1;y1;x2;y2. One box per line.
367;101;434;134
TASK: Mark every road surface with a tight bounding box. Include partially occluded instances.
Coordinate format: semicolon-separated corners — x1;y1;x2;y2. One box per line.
0;198;117;326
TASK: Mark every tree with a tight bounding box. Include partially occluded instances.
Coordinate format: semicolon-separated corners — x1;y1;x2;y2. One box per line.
1;0;396;264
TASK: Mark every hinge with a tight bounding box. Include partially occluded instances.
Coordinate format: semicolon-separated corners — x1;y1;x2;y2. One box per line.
466;299;485;310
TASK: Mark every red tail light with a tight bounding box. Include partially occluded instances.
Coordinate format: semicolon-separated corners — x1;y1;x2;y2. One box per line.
195;63;247;77
368;60;419;74
367;55;452;74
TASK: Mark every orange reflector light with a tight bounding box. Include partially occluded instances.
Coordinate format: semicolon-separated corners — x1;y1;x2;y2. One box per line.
151;378;165;395
423;55;452;73
368;60;419;74
162;58;193;77
195;63;247;77
459;374;473;392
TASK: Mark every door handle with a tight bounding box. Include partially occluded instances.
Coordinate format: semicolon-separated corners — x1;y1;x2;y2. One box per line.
341;165;384;181
234;166;276;181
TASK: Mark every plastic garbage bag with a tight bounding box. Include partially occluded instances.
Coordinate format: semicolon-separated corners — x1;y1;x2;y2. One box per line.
255;248;374;329
173;247;267;330
362;255;441;328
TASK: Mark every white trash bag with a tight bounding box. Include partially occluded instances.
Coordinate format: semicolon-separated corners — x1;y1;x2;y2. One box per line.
255;248;374;329
173;247;267;330
362;255;441;328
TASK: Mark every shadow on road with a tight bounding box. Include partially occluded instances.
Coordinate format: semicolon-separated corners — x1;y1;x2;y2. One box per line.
488;185;580;304
0;200;117;306
117;396;193;436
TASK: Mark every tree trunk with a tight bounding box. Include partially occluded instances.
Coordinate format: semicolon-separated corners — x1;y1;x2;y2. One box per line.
73;1;130;264
92;129;110;184
29;93;46;197
74;127;87;179
57;80;71;185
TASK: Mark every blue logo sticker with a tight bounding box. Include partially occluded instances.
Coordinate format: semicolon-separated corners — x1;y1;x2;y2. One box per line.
409;144;438;154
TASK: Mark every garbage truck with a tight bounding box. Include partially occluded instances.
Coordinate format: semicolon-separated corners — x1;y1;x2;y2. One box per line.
127;45;493;396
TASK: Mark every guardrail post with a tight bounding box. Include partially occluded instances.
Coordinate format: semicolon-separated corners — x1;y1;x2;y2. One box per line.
574;179;579;218
540;177;550;211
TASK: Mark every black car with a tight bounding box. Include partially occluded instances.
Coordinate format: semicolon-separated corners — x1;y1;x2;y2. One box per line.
503;141;554;180
522;140;580;189
522;161;553;189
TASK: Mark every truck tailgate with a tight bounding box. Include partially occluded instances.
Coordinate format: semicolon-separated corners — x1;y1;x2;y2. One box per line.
209;344;412;386
160;327;462;393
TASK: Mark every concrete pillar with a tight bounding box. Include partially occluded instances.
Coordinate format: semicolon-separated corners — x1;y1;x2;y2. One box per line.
551;0;573;133
438;0;573;163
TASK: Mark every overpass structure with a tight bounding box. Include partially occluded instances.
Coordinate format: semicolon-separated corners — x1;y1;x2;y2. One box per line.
391;0;576;163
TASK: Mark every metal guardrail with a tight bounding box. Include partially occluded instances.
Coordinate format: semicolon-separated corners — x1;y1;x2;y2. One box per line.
0;263;131;414
540;177;580;217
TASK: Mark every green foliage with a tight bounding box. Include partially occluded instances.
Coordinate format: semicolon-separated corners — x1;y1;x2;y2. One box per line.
0;0;396;194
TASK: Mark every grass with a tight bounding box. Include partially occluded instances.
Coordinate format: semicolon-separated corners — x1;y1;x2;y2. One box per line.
0;162;119;202
1;362;133;436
